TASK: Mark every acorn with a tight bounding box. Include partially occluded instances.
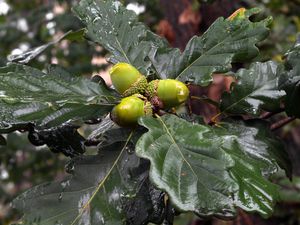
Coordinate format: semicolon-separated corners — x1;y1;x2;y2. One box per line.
109;62;148;97
110;95;152;127
146;79;190;109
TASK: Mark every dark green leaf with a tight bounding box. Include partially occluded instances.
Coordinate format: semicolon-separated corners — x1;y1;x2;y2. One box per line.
279;37;300;118
136;115;290;218
148;8;272;85
0;134;6;145
136;115;238;218
73;0;154;75
221;61;285;116
0;63;119;131
218;119;291;217
13;131;160;225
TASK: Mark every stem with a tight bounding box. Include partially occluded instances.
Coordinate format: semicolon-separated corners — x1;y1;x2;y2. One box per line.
271;116;297;131
190;95;219;107
259;109;284;119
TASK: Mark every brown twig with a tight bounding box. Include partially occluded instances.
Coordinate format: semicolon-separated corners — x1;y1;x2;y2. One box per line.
271;116;297;131
259;109;284;120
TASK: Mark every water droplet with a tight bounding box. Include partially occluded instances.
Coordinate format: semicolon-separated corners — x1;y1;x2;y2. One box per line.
65;161;75;174
58;193;63;201
61;180;70;189
125;146;134;154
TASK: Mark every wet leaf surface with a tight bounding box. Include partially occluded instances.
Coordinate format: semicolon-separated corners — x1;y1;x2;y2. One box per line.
0;63;119;132
148;8;271;85
73;0;155;76
221;61;285;116
136;115;290;218
279;37;300;118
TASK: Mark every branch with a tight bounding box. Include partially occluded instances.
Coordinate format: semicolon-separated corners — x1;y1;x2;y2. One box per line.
271;116;297;131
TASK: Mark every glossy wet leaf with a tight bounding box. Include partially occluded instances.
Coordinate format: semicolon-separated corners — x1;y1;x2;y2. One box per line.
73;0;155;75
136;115;238;217
0;63;119;131
136;115;290;217
221;61;285;116
148;8;271;85
279;37;300;118
218;119;291;217
13;131;163;225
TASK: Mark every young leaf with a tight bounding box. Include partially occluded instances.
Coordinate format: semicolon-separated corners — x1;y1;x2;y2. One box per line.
220;61;285;116
0;63;119;131
279;38;300;118
147;8;272;85
13;131;162;225
73;0;154;75
136;115;290;218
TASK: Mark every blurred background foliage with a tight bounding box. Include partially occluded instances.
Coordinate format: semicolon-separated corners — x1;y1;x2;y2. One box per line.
0;0;300;224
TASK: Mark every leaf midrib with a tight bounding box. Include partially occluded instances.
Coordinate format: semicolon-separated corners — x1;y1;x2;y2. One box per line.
69;131;134;225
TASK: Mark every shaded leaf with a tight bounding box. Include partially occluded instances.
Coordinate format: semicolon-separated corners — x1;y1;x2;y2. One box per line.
136;115;290;218
7;30;85;64
0;134;6;145
0;63;119;131
148;8;272;85
28;124;86;157
279;37;300;118
13;131;161;225
221;61;285;116
123;170;166;225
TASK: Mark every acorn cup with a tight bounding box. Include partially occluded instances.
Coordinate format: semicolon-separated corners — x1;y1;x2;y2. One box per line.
109;62;148;97
146;79;190;109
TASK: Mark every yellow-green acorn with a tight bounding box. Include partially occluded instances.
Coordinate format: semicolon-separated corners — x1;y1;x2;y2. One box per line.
109;62;148;97
146;79;190;108
110;95;152;127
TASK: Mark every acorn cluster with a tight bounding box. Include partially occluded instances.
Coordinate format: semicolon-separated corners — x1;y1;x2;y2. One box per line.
109;62;190;127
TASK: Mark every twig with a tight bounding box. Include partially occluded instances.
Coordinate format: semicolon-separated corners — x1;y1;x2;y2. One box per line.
259;109;284;120
271;116;297;131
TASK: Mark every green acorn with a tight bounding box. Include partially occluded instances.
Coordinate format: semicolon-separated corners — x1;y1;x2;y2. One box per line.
146;79;190;109
110;95;152;127
109;62;148;97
